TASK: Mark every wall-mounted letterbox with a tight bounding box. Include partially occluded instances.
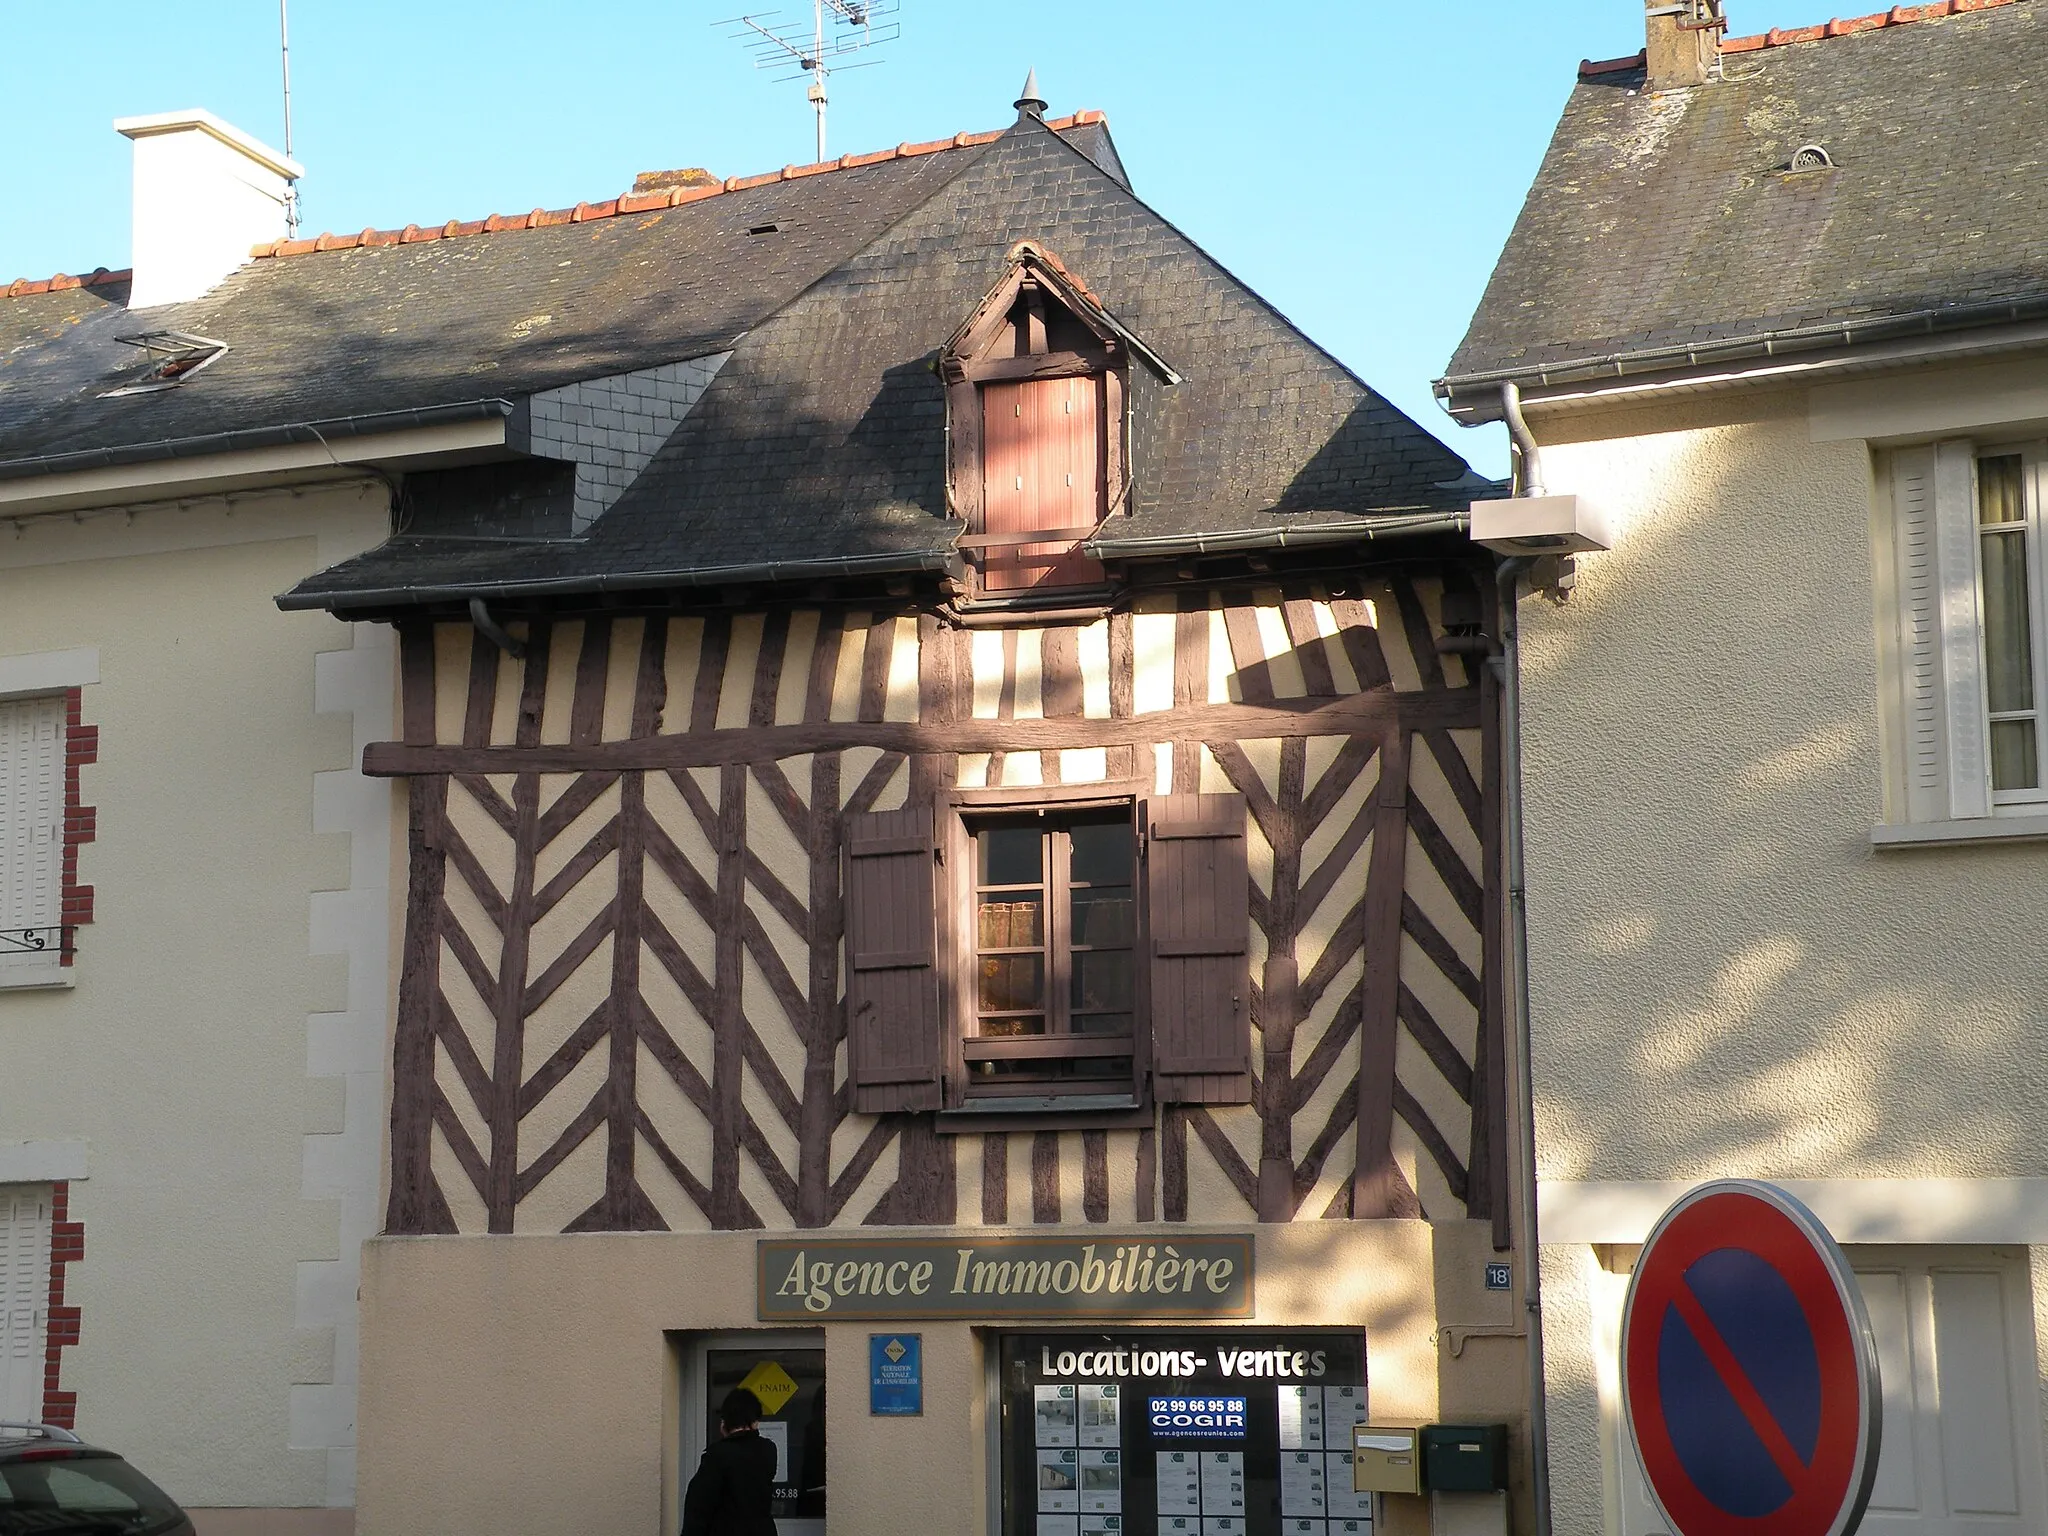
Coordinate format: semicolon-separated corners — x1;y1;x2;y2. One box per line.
1421;1423;1509;1492
1351;1424;1421;1495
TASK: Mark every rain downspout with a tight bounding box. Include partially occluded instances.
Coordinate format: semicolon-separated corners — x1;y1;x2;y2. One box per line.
1493;379;1551;1536
468;598;525;659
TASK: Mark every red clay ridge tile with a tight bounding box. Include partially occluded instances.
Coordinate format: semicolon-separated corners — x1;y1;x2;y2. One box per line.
1580;0;2025;72
2;268;132;300
1720;0;2024;53
233;110;1111;266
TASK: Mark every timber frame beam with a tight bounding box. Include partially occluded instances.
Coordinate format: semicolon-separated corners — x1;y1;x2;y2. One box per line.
361;687;1481;777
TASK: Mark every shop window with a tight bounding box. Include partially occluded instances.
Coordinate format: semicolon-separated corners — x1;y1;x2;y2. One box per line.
942;242;1173;606
842;791;1253;1117
996;1331;1371;1536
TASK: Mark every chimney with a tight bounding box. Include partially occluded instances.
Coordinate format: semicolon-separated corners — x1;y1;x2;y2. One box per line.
1644;1;1726;90
114;110;302;309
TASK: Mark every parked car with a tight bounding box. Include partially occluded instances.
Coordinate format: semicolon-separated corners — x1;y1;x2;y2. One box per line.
0;1424;192;1535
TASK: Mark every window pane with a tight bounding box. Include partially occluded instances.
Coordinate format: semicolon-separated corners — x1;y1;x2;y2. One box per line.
1068;820;1133;886
977;1015;1046;1039
1991;719;2040;792
1071;1012;1132;1038
979;954;1044;1012
979;826;1042;888
978;897;1044;948
1982;528;2036;714
1070;889;1134;947
1979;455;2026;526
1070;952;1133;1011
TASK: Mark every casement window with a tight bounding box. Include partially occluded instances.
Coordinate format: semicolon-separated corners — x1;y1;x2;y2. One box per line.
843;790;1251;1116
0;697;67;988
943;242;1172;605
1886;442;2048;828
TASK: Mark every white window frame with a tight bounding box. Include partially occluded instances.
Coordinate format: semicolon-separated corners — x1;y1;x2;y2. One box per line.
1876;442;2048;842
1972;445;2048;807
0;693;69;990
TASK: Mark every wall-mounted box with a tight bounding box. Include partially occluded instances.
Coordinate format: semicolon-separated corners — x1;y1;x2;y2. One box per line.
1469;493;1611;555
1352;1424;1421;1495
1421;1423;1509;1492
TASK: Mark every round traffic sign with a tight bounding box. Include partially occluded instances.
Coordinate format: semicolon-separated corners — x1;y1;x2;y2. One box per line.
1621;1180;1880;1536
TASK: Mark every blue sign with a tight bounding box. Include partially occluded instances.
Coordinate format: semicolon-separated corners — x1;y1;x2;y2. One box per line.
1147;1395;1247;1438
869;1333;922;1416
1485;1263;1512;1291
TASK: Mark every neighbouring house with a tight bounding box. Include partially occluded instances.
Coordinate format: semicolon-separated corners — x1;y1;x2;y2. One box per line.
1442;2;2048;1534
257;83;1532;1536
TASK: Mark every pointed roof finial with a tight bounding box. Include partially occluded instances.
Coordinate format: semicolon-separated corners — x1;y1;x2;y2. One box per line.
1015;67;1048;120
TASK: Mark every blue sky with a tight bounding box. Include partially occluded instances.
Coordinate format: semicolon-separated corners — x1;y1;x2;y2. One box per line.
1;1;1856;476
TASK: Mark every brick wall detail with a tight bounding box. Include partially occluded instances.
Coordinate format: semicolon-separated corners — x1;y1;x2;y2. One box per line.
523;354;728;530
60;688;96;964
42;1181;82;1428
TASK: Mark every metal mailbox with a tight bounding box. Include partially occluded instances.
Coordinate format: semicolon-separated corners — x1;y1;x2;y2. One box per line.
1421;1423;1509;1492
1351;1424;1422;1495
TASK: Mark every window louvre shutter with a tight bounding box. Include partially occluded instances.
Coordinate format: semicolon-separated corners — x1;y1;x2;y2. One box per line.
1145;792;1251;1104
1895;444;1994;821
1933;440;1993;818
0;1186;51;1421
844;806;944;1113
0;697;64;979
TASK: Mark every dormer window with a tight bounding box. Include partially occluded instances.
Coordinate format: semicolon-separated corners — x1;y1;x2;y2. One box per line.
942;242;1176;604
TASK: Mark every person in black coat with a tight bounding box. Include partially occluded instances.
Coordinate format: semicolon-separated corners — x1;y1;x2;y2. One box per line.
682;1387;780;1536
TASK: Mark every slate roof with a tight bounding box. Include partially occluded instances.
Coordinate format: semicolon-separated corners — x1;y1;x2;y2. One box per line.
1444;0;2048;394
1;104;1472;610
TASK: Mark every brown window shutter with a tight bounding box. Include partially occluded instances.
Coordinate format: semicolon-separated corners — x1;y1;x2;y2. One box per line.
980;376;1106;591
1144;792;1252;1105
844;805;945;1113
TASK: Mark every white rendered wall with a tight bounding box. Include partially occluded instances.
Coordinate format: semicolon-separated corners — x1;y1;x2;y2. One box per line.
0;479;393;1515
1513;373;2048;1532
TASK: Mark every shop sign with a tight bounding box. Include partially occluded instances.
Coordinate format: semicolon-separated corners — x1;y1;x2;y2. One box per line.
1147;1395;1248;1438
757;1235;1254;1320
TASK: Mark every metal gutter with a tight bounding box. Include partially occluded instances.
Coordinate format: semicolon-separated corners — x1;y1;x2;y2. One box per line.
1435;292;2048;419
0;398;517;483
1086;511;1470;559
279;545;961;612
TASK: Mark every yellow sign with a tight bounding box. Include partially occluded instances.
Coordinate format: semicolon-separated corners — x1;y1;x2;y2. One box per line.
739;1360;799;1418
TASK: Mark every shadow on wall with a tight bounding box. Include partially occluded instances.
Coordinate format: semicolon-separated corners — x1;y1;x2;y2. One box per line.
1513;396;2048;1189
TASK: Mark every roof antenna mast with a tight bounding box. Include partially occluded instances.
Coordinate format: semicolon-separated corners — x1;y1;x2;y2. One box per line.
279;0;300;235
718;1;900;164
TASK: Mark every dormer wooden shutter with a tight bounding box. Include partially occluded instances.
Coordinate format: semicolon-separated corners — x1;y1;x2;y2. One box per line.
1144;792;1252;1104
844;805;944;1113
981;375;1106;591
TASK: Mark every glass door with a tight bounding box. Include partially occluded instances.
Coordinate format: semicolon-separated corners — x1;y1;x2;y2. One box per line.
687;1332;827;1536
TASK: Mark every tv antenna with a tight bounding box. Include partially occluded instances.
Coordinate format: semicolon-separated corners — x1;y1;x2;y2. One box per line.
719;2;900;164
279;0;301;234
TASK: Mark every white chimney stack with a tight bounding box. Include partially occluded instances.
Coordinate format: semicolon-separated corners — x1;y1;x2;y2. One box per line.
113;110;302;310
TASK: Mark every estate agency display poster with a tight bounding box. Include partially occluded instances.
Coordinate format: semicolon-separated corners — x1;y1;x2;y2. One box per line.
998;1332;1370;1536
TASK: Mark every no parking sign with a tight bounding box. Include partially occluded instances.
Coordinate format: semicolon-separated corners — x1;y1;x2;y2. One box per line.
1621;1181;1880;1536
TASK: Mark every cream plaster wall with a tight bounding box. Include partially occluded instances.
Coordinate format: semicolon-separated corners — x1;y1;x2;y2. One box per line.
0;482;394;1515
1520;388;2048;1189
1517;373;2048;1534
353;1221;1520;1536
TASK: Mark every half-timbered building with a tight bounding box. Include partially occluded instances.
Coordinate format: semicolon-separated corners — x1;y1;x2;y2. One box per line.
267;86;1524;1536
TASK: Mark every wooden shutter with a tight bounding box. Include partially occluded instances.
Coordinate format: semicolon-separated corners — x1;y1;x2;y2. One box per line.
0;697;64;980
844;806;945;1113
0;1185;50;1421
1145;792;1251;1104
1893;443;1993;822
981;376;1106;591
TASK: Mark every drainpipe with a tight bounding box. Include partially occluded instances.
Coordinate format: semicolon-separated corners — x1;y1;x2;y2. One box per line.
1493;379;1551;1536
468;598;525;659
